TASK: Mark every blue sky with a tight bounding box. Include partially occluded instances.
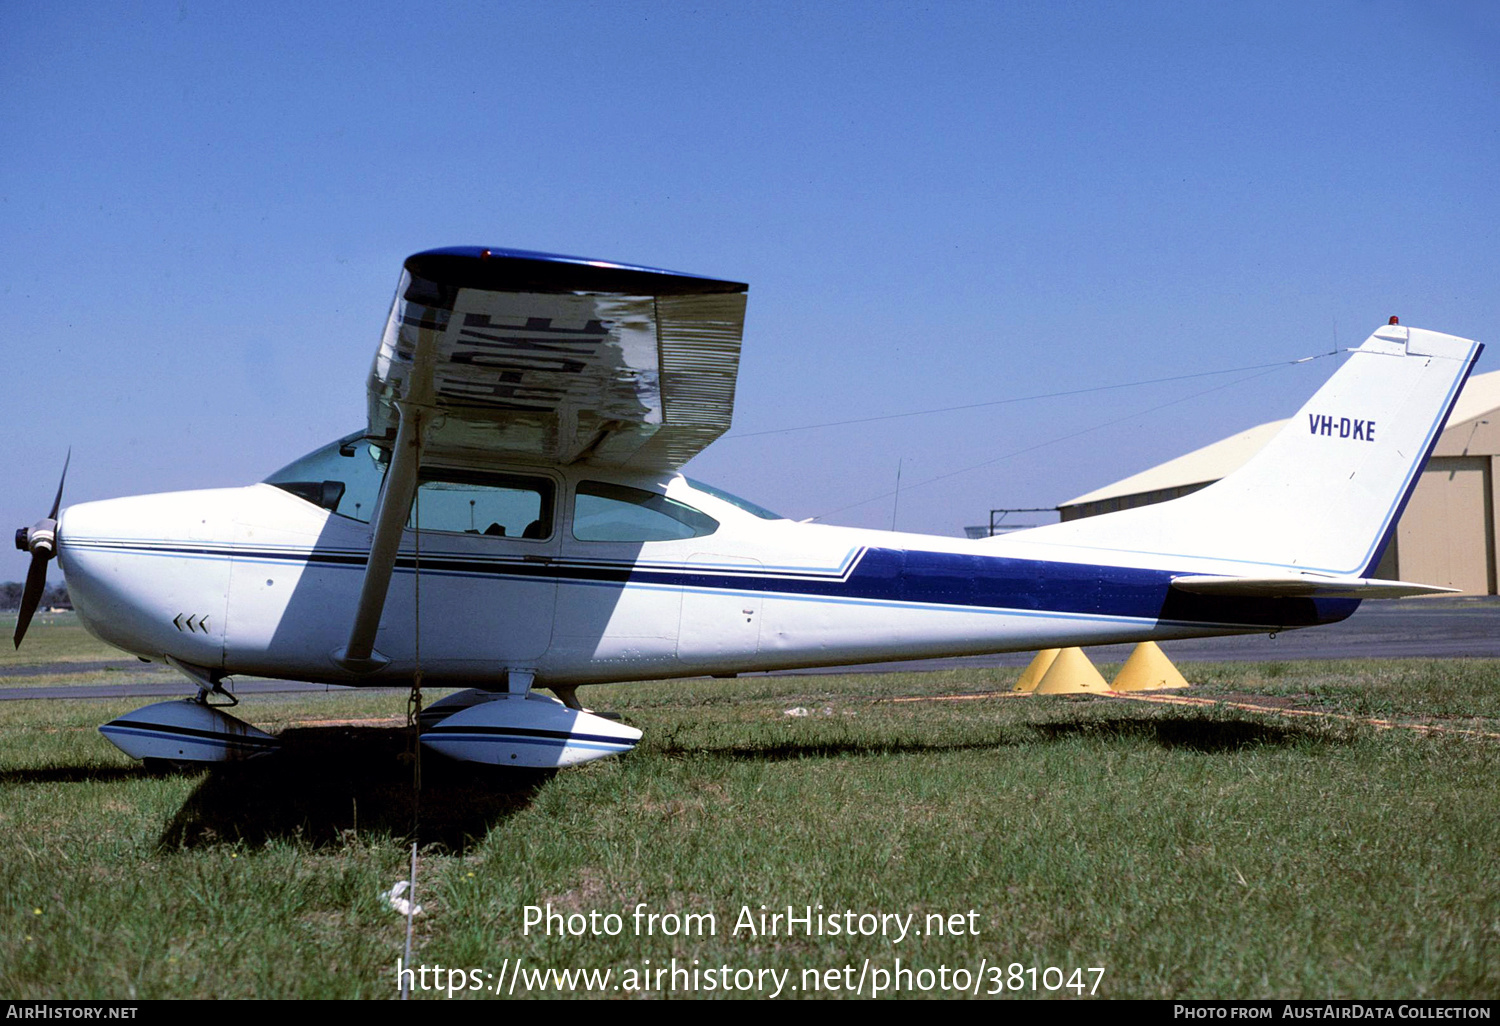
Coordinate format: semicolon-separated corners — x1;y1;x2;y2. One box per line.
4;1;1497;581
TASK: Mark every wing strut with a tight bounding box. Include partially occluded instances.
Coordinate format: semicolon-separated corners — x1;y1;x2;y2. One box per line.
334;404;425;673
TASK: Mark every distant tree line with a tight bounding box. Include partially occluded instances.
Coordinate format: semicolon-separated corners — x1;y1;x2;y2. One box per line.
0;582;71;611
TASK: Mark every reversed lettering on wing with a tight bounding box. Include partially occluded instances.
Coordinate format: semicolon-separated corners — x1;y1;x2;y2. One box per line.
438;315;613;411
1307;414;1376;441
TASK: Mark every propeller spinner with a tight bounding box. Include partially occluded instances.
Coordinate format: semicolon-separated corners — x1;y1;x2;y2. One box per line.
14;451;69;648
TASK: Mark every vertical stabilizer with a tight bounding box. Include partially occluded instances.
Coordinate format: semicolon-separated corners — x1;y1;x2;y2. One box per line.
1018;323;1483;576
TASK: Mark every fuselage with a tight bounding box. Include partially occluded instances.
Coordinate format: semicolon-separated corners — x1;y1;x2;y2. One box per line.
54;439;1354;690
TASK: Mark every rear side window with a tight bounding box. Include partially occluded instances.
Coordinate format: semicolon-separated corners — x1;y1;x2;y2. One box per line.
572;481;718;542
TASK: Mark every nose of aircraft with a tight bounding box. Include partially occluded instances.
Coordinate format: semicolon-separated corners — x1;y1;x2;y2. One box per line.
56;488;240;667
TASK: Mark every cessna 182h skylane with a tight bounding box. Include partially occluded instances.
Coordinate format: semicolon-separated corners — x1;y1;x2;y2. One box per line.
11;247;1483;768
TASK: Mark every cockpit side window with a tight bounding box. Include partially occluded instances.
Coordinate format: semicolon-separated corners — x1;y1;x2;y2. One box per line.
264;432;387;522
573;481;718;542
410;469;555;540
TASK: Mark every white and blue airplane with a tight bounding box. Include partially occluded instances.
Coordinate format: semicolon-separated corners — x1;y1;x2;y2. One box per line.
11;248;1483;768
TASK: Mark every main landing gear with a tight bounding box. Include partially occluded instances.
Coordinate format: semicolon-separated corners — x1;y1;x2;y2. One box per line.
97;665;640;769
417;671;642;768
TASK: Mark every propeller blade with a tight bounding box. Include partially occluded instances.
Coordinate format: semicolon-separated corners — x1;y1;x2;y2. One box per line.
14;451;70;648
13;550;49;649
49;449;71;519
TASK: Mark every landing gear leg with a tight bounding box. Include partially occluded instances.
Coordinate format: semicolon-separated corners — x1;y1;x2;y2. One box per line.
550;684;584;711
166;655;238;706
505;668;535;696
188;679;238;708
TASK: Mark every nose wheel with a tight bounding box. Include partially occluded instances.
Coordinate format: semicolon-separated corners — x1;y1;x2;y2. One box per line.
99;698;280;763
95;655;276;764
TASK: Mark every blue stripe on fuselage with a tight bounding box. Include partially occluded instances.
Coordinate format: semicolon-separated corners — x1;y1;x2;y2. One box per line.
641;548;1356;629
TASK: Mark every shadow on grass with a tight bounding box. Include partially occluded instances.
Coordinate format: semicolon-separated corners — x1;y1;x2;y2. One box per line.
659;712;1338;761
1031;712;1338;753
155;726;548;852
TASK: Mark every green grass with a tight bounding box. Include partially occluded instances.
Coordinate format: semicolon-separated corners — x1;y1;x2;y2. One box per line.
0;611;126;667
1;623;1498;999
1182;659;1500;725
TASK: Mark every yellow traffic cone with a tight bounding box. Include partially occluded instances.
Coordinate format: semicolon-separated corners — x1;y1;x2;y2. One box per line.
1110;641;1190;691
1033;647;1110;694
1013;648;1061;692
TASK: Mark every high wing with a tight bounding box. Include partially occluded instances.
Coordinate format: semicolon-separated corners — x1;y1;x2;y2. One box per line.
339;247;747;672
368;247;748;470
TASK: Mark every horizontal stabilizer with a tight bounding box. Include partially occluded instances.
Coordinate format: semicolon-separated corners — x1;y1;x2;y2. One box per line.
1169;575;1458;599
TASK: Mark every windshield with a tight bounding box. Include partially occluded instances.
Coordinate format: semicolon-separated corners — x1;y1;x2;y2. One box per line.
684;477;784;520
264;431;387;522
